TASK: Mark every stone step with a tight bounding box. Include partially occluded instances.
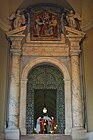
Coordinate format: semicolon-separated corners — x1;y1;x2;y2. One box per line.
21;134;72;140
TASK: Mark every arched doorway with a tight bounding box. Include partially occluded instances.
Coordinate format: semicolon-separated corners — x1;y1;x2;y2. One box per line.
26;64;65;134
20;57;72;135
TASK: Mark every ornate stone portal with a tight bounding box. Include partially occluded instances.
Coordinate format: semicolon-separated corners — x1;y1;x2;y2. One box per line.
5;4;86;140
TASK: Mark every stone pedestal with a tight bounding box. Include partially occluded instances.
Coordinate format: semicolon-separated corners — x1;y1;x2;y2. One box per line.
72;128;87;140
5;129;20;140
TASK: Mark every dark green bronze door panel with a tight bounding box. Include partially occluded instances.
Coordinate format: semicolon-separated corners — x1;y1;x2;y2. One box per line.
26;64;65;134
34;89;57;127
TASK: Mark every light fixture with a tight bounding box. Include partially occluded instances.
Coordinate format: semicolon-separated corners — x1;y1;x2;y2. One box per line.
43;91;47;113
43;107;47;113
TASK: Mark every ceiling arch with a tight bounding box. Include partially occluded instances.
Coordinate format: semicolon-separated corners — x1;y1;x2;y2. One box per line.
18;0;72;10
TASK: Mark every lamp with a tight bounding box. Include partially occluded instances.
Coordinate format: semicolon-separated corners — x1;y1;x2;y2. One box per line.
43;107;47;113
43;91;47;113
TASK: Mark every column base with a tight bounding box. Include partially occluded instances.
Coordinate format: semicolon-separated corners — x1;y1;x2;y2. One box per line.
20;128;26;135
5;128;20;139
72;127;87;140
65;128;72;135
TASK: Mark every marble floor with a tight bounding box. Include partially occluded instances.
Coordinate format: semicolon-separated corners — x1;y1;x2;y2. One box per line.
21;134;72;140
5;134;72;140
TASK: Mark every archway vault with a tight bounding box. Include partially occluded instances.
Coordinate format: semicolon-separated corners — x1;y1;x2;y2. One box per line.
19;57;72;135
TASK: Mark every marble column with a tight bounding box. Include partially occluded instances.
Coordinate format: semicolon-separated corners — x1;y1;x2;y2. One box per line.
5;35;25;139
70;49;83;127
70;41;86;139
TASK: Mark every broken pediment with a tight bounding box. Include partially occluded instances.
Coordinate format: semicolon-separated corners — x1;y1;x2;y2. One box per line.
65;26;85;38
6;26;27;36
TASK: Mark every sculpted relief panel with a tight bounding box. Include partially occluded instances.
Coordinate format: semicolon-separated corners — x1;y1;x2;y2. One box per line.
33;11;58;38
29;5;63;41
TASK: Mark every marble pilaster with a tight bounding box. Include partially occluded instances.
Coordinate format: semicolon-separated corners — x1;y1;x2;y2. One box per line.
5;29;26;139
70;49;86;139
70;49;83;128
65;26;86;139
19;79;28;135
8;50;21;129
68;35;86;139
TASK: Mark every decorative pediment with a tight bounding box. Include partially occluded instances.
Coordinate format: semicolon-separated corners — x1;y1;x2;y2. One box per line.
65;26;85;37
6;26;27;36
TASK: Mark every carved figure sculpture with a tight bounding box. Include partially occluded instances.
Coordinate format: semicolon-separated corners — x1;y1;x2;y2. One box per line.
66;10;76;28
14;10;26;29
66;10;81;30
8;9;26;30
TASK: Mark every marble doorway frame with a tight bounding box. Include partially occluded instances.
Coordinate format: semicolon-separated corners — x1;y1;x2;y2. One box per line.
19;57;72;135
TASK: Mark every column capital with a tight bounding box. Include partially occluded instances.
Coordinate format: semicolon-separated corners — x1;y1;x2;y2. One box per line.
6;26;26;50
10;35;25;50
67;33;83;56
65;26;85;55
67;32;84;53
